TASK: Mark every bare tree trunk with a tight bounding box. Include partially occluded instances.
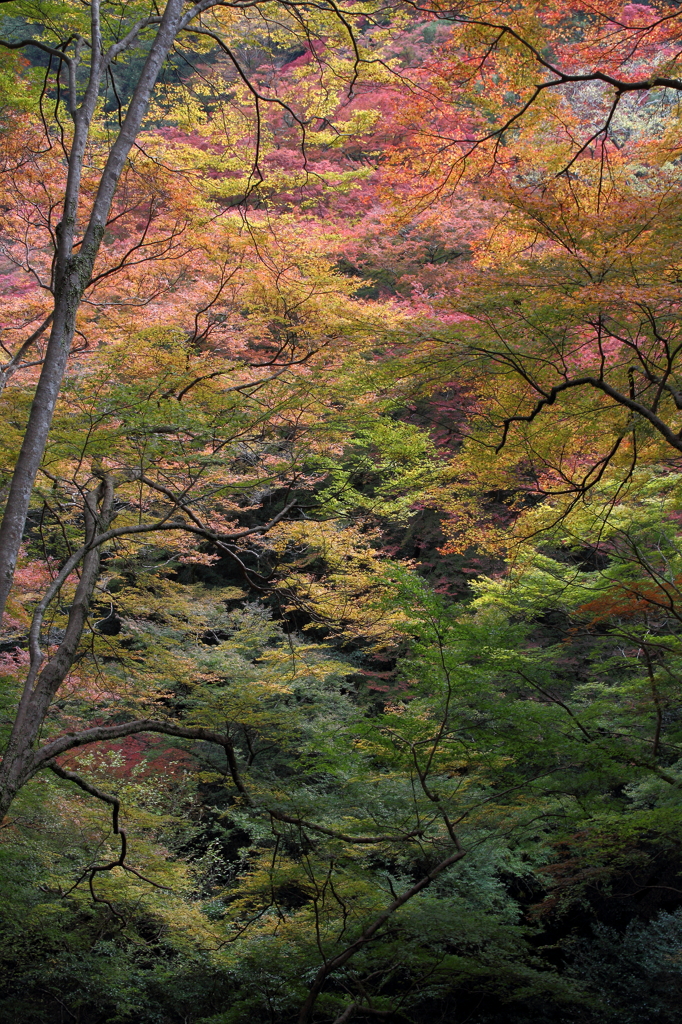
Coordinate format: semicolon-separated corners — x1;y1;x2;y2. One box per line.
0;266;91;622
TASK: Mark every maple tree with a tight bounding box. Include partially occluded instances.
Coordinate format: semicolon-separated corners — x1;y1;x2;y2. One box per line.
0;0;411;821
380;2;682;460
0;0;399;622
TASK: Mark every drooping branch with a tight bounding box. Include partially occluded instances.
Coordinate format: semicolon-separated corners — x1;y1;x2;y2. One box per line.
516;671;593;742
494;375;682;455
34;718;249;786
28;718;433;854
401;4;682;172
49;762;122;833
21;491;300;628
49;762;172;907
268;809;425;845
183;25;309;184
0;37;77;67
4;482;301;761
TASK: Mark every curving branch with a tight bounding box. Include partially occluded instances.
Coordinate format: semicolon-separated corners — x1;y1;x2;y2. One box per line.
400;3;682;175
49;762;171;912
50;761;122;831
494;375;682;455
269;809;425;845
35;720;430;849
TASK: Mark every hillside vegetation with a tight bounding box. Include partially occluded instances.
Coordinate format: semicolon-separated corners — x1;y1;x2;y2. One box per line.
1;2;681;1021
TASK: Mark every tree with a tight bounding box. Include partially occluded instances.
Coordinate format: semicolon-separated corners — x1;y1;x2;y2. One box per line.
0;0;393;622
0;0;408;826
365;1;682;532
394;1;682;180
1;560;611;1023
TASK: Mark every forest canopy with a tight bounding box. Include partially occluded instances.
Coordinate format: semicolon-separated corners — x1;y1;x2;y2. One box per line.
0;1;681;1022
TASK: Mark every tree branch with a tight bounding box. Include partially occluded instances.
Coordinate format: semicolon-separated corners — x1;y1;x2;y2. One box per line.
297;844;466;1024
495;375;682;455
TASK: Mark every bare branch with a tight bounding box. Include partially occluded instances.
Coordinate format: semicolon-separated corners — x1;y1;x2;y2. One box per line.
495;376;682;455
0;313;53;396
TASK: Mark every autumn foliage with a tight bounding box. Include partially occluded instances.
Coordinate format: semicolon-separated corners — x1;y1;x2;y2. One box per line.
1;3;682;1023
